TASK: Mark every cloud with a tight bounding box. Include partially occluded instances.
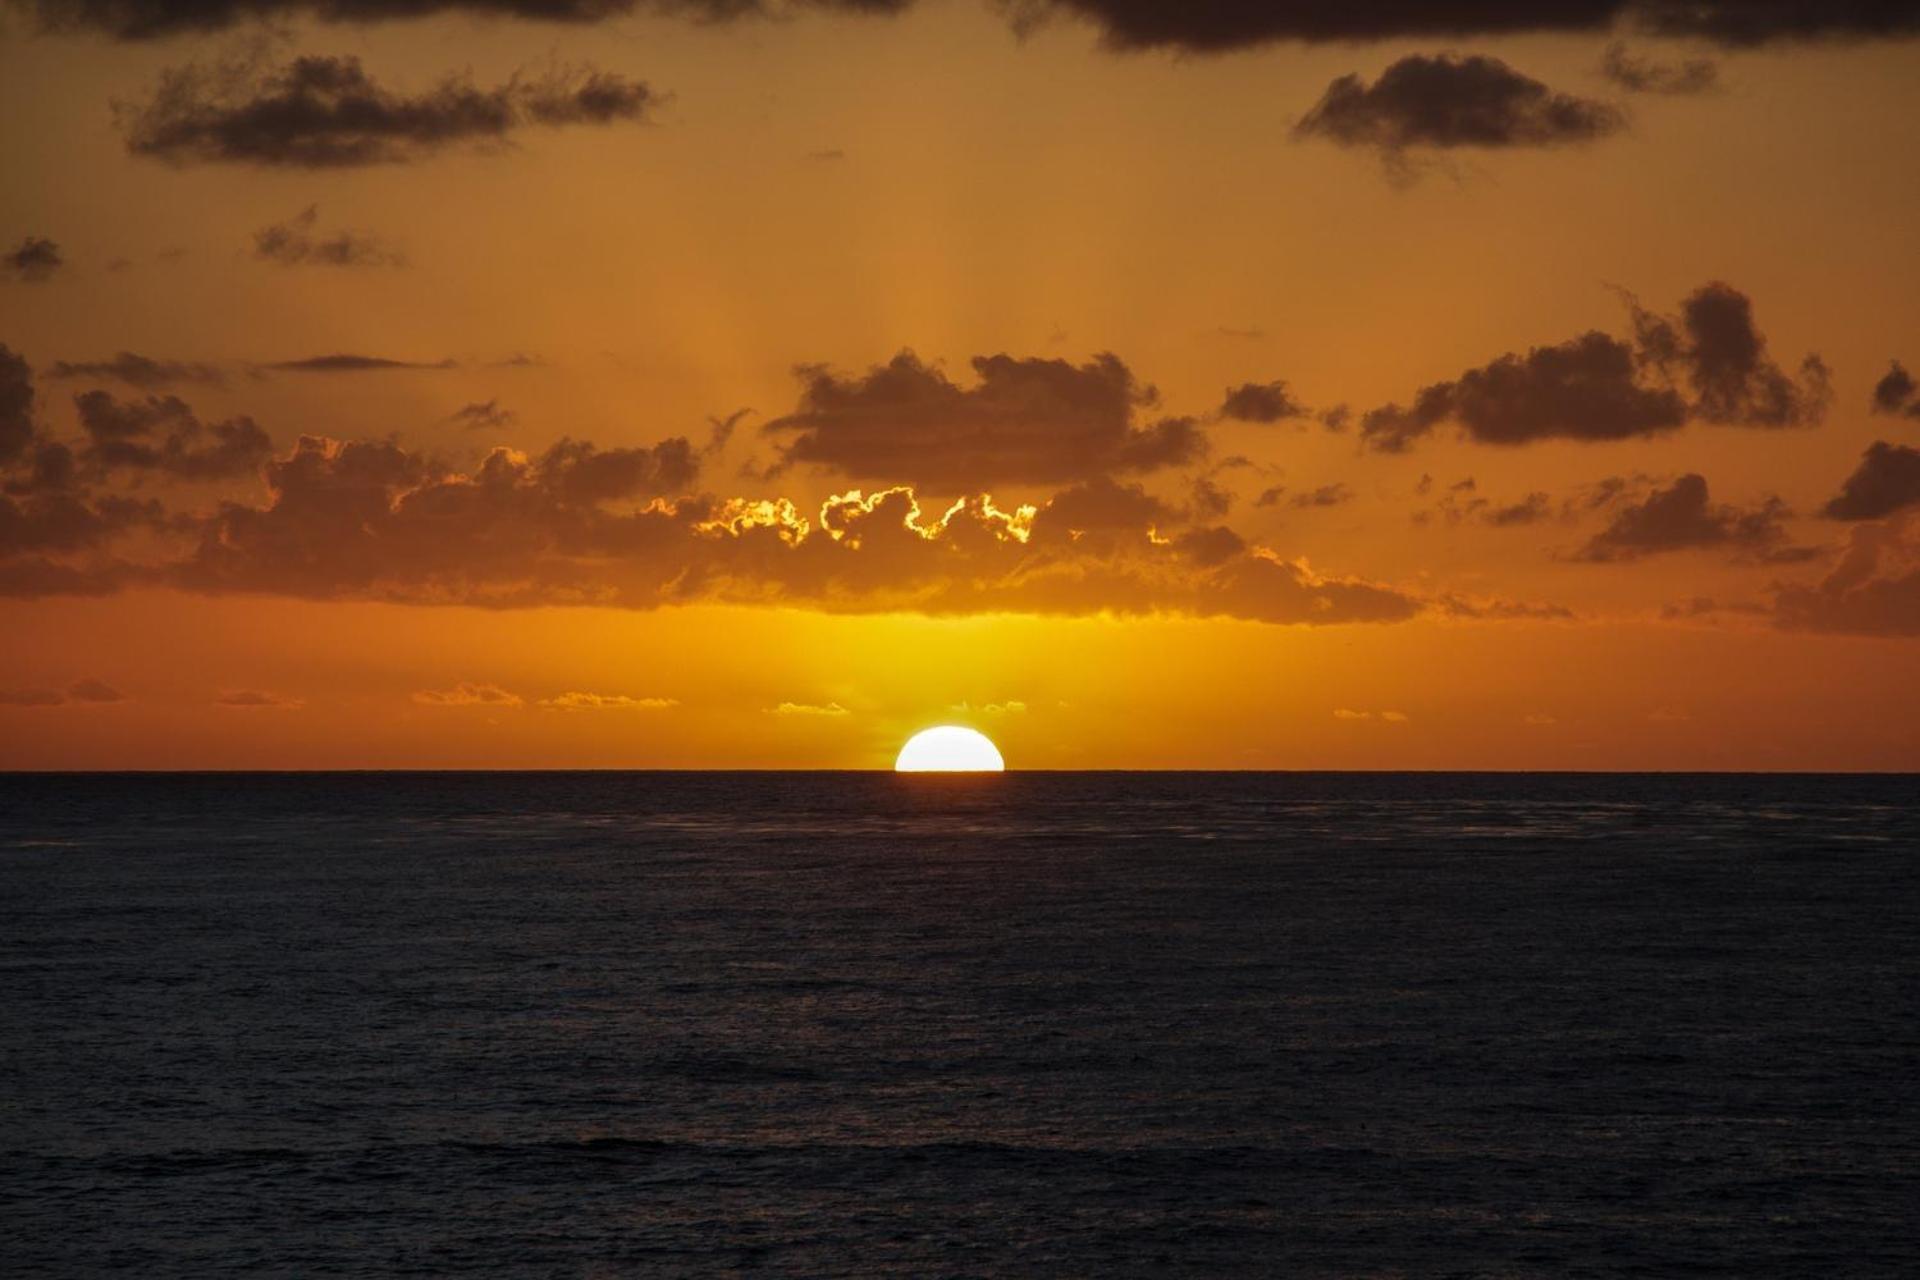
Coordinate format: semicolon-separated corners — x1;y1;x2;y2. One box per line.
1333;707;1408;723
539;691;678;710
20;0;913;41
1627;282;1829;427
1822;442;1920;521
768;700;850;715
0;686;69;706
0;351;1424;627
1575;473;1798;562
1871;361;1920;417
1218;380;1308;424
67;677;127;703
1004;2;1920;52
119;54;658;168
266;354;455;373
154;445;1420;624
217;689;304;708
3;237;64;283
1295;55;1626;165
450;399;516;429
1600;42;1718;93
1;345;34;466
72;389;273;480
1774;516;1920;636
1486;492;1553;526
761;350;1205;488
1291;483;1351;509
253;205;404;267
1361;282;1823;451
413;681;523;706
47;353;226;389
1041;476;1176;531
1189;475;1232;519
952;699;1027;715
1362;332;1685;452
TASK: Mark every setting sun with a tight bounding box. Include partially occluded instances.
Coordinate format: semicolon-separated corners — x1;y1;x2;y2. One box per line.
894;726;1005;773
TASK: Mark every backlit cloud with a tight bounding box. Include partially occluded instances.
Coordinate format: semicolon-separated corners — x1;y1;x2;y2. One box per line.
539;691;678;710
413;682;523;706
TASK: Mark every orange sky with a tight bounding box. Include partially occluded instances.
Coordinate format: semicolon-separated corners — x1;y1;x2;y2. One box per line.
3;0;1919;768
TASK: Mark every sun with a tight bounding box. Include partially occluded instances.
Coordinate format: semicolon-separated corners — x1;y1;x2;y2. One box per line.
894;726;1006;772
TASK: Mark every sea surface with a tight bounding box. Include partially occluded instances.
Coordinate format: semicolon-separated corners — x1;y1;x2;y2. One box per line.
2;772;1916;1276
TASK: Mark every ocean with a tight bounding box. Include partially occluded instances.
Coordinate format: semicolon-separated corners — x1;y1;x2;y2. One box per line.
2;772;1915;1275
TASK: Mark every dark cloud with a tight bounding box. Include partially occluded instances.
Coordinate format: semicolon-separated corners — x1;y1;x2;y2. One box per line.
1218;380;1308;424
266;354;455;372
1038;476;1176;531
1486;492;1552;526
0;678;123;706
1295;55;1626;161
216;688;304;708
762;350;1205;489
73;390;273;480
1774;518;1920;637
1362;282;1822;451
20;0;1920;46
253;205;404;267
1418;483;1552;528
1188;475;1232;520
48;352;226;388
119;55;657;168
1575;473;1796;562
1;345;34;465
1637;2;1920;46
1822;442;1920;522
450;399;516;429
19;0;911;40
3;237;64;284
535;436;699;504
0;686;68;707
1362;332;1686;452
1003;1;1920;52
1254;485;1287;508
1600;42;1718;92
67;677;127;702
1627;282;1829;427
1291;483;1351;509
1871;361;1920;417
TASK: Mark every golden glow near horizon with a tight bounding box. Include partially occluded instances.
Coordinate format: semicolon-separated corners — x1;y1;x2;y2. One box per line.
895;727;1006;773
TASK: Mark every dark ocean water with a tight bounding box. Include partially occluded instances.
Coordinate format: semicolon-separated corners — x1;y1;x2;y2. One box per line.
1;772;1916;1277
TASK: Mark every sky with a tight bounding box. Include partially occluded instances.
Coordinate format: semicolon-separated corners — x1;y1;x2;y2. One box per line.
3;0;1920;769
